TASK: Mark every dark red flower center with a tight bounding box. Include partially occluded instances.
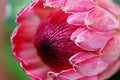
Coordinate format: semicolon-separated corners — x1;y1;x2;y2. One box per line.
33;11;81;72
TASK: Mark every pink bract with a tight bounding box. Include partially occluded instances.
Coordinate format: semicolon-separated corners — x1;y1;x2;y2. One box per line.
11;0;120;80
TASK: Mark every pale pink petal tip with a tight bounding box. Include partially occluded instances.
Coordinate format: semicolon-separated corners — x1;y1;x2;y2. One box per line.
67;12;87;26
85;7;119;32
62;0;96;13
99;59;120;80
70;52;108;76
48;69;98;80
101;35;120;63
44;0;64;7
95;0;120;16
70;27;111;51
69;52;96;65
21;63;49;80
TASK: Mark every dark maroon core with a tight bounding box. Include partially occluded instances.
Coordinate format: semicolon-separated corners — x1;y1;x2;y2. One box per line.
33;11;81;72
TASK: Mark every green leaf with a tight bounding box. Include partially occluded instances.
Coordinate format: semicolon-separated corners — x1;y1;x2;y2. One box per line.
113;0;120;5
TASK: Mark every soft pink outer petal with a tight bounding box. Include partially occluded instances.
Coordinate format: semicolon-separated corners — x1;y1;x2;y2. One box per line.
16;4;35;23
69;52;96;65
48;69;98;80
119;18;120;27
85;6;119;32
95;0;120;16
11;20;50;79
44;0;65;7
70;52;108;76
99;59;120;80
70;27;112;51
78;76;98;80
101;35;120;63
21;62;49;80
16;0;54;23
67;12;87;26
62;0;96;13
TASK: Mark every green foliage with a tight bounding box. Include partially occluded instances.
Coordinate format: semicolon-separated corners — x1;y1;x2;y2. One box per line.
113;0;120;5
6;41;31;80
6;0;31;80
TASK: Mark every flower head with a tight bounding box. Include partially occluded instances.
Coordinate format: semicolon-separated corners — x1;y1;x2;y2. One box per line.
11;0;120;80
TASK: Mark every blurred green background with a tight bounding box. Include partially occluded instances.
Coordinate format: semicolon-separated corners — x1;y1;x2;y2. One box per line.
0;0;120;80
0;0;31;80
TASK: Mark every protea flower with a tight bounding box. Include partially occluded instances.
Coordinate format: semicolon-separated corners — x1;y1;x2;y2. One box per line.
11;0;120;80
